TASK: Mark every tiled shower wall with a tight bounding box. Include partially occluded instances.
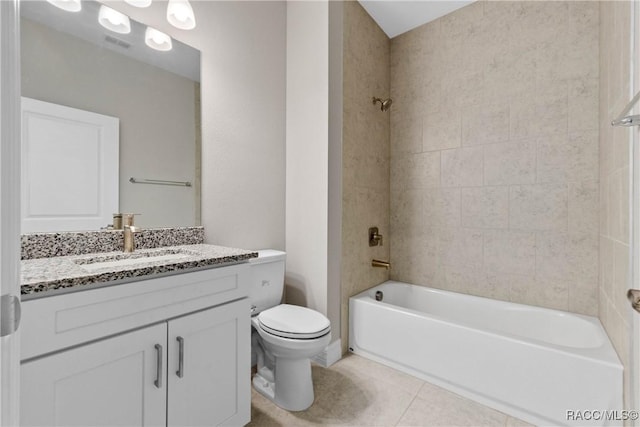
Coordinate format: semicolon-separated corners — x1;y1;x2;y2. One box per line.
389;2;600;315
341;1;390;353
599;0;633;407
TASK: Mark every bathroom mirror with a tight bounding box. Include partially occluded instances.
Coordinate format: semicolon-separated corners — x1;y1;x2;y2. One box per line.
20;0;201;232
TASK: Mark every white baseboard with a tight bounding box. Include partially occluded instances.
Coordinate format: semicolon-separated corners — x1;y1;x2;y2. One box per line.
312;338;342;367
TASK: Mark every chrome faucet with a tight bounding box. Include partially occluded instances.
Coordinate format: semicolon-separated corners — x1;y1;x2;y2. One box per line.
123;225;138;253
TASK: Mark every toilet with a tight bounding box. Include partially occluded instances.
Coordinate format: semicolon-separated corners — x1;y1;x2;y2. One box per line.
248;250;331;411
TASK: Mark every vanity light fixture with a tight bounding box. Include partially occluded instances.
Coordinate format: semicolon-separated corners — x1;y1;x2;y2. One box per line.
167;0;196;30
124;0;152;7
98;5;131;34
46;0;82;12
145;27;172;51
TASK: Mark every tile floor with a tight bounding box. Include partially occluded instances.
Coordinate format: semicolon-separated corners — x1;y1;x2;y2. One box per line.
248;354;534;426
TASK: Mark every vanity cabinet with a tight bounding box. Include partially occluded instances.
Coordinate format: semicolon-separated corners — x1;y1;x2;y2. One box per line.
167;300;249;426
20;264;252;427
21;323;168;427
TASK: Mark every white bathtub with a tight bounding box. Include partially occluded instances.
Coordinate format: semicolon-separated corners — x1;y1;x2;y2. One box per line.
349;281;623;426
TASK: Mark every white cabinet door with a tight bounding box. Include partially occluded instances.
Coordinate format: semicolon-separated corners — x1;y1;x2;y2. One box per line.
21;323;167;427
21;97;119;232
167;299;251;427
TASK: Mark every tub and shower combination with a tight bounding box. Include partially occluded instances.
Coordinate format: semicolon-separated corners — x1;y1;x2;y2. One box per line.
349;281;622;426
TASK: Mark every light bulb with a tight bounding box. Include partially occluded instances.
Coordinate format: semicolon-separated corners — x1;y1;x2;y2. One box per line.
145;27;172;51
98;5;131;34
167;0;196;30
124;0;152;7
45;0;82;12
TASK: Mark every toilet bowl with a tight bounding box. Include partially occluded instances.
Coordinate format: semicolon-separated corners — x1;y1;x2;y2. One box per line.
249;251;331;411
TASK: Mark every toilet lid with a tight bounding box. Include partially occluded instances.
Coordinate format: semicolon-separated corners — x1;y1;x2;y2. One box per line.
258;304;331;339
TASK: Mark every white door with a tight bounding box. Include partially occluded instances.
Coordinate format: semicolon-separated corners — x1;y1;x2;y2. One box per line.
20;324;167;427
167;300;251;427
21;97;119;232
0;0;22;425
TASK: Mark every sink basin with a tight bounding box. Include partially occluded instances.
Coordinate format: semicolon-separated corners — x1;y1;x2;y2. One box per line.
74;248;196;272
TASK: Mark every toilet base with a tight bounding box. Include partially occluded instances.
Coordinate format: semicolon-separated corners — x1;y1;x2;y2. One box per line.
253;356;315;411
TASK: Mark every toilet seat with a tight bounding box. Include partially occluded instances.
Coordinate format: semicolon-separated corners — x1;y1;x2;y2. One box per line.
257;304;331;339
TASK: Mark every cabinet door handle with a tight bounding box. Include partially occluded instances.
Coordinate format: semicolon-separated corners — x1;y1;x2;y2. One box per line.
176;336;184;378
154;343;163;388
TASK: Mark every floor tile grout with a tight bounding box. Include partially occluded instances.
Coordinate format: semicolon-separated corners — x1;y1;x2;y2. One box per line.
393;382;425;427
249;354;532;427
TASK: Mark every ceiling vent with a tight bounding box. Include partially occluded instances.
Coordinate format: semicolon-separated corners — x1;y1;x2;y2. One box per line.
104;35;131;49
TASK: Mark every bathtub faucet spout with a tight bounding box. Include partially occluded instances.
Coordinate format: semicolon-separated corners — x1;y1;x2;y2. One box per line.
372;259;391;270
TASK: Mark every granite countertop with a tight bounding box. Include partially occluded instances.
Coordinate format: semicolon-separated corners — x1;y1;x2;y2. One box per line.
21;244;258;298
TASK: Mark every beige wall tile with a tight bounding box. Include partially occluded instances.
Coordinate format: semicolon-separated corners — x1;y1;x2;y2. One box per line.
345;154;389;190
391;189;423;232
598;1;631;407
484;139;536;186
391;152;440;190
509;184;568;231
537;131;599;184
390;228;442;286
423;188;461;229
440;68;484;109
568;180;599;235
613;126;630;171
391;115;422;156
387;1;599;316
600;236;614;297
423;110;462;152
439;0;484;45
342;1;390;354
608;167;630;244
612;239;630;318
481;273;517;302
484;44;536;104
440;228;484;269
510;86;568;139
484;230;536;276
568;280;598;316
600;174;609;235
441;146;483;188
461;103;510;146
565;30;599;82
461;187;509;229
509;275;570;312
536;232;598;285
568;79;599;132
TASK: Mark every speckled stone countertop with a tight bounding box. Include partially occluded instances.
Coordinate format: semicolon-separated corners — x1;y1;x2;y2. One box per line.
21;244;258;299
21;226;205;260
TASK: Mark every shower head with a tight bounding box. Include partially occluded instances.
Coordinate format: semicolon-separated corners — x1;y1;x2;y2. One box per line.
372;97;393;112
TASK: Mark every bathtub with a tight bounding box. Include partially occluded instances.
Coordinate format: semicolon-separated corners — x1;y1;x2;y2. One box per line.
349;281;623;426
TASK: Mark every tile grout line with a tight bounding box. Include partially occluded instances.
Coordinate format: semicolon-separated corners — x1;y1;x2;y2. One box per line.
393;381;426;427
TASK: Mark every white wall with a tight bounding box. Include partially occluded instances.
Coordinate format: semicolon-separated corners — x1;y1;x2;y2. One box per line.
327;1;343;349
104;0;286;249
285;0;341;347
285;0;329;314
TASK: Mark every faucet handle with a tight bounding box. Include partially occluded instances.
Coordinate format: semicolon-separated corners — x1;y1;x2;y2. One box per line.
122;213;140;227
369;227;383;247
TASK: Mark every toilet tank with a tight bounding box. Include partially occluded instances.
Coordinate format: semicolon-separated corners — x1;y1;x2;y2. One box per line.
247;250;286;314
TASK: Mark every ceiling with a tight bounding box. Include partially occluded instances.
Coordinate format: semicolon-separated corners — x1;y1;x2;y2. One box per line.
358;0;475;39
21;0;200;82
